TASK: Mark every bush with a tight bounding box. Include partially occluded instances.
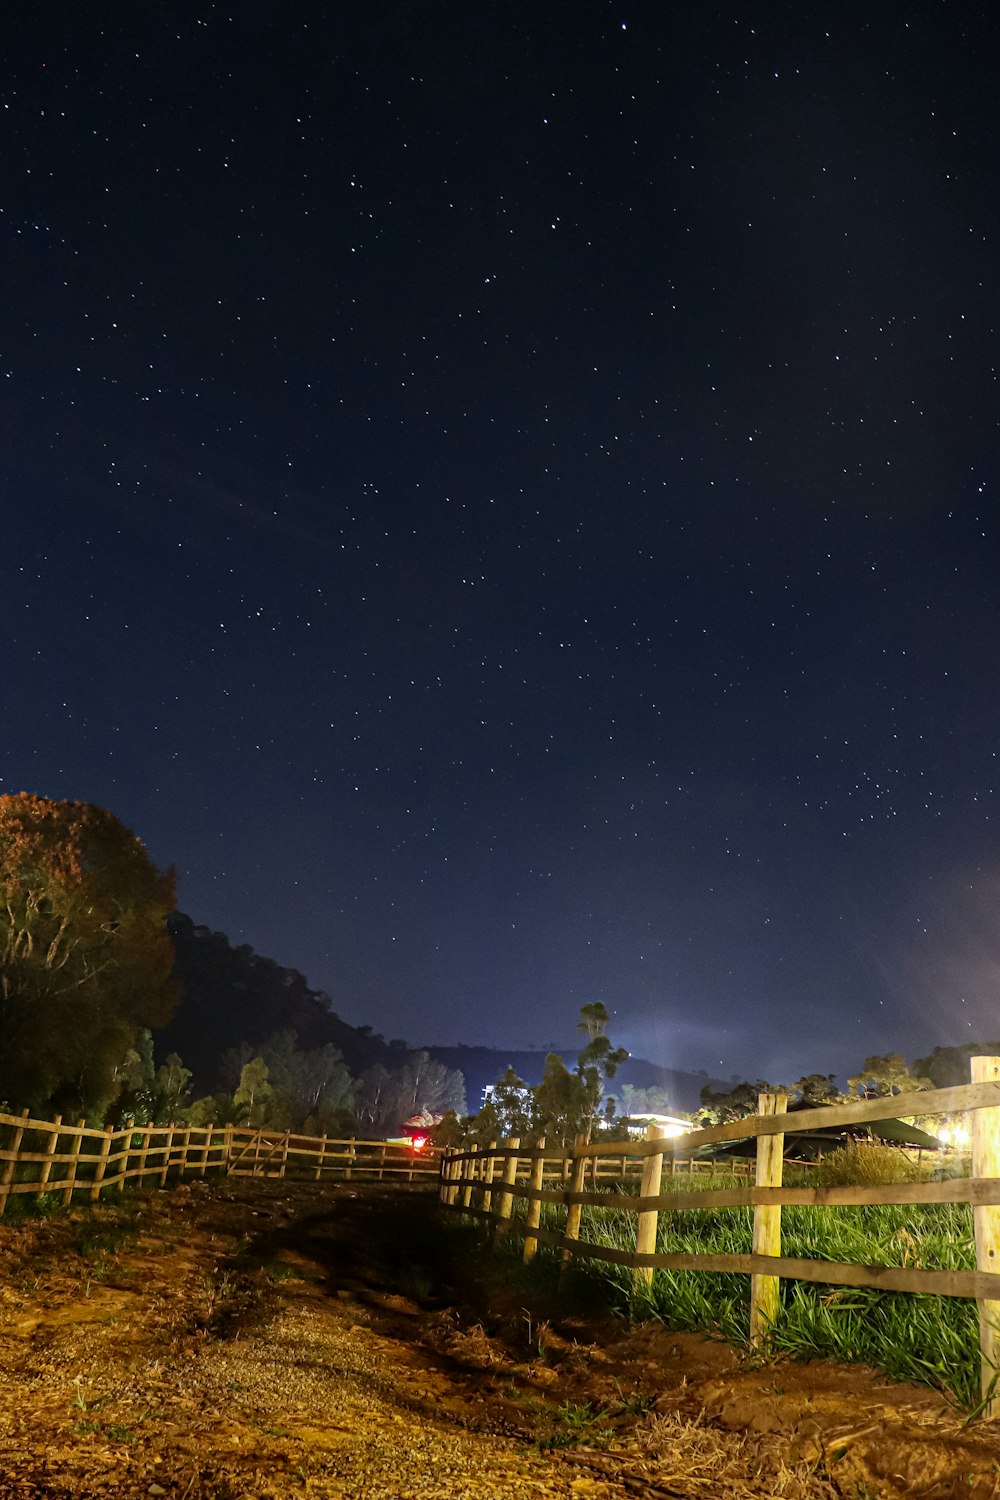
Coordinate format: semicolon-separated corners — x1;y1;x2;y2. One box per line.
813;1140;915;1187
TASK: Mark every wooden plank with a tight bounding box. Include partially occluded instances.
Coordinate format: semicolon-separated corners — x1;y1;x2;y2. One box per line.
972;1056;1000;1417
750;1092;786;1346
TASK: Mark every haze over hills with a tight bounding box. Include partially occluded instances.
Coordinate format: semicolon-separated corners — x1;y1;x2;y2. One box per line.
422;1045;729;1116
161;915;725;1114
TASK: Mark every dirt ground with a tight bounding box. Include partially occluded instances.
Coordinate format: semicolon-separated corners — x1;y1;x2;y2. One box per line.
1;1180;999;1499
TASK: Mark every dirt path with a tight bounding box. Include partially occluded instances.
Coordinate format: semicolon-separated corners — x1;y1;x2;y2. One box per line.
1;1180;999;1498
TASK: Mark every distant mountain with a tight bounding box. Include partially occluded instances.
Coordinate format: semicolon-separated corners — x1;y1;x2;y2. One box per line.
422;1044;728;1115
160;915;728;1114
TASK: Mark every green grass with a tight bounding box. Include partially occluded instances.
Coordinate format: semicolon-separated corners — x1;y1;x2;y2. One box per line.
497;1168;983;1409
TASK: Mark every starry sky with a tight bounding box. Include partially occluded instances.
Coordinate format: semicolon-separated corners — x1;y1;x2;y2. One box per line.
4;2;999;1086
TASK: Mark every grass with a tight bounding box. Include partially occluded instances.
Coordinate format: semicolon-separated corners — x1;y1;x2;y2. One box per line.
493;1160;984;1409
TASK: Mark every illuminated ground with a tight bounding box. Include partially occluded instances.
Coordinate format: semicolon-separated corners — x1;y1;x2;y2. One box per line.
0;1180;998;1497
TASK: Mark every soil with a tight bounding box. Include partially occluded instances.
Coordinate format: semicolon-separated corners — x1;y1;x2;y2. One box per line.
1;1179;999;1498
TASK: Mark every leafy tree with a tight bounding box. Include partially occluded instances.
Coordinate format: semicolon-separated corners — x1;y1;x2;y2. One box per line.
489;1067;536;1139
530;1004;629;1145
0;793;178;1115
153;1052;193;1122
617;1083;676;1118
430;1109;464;1147
534;1052;586;1146
913;1043;1000;1090
257;1029;354;1130
698;1079;781;1124
355;1063;393;1135
847;1054;931;1099
792;1073;841;1107
232;1057;284;1127
354;1051;466;1135
575;1002;629;1137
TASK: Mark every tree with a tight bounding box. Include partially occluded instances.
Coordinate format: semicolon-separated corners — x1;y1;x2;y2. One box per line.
354;1051;466;1136
232;1057;284;1128
534;1052;586;1146
153;1052;193;1122
530;1004;629;1145
847;1054;931;1099
617;1084;676;1118
257;1029;354;1130
698;1079;781;1124
488;1066;536;1139
0;793;178;1115
792;1073;841;1107
575;1002;629;1136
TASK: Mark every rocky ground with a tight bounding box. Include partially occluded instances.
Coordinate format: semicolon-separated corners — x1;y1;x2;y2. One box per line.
0;1177;998;1498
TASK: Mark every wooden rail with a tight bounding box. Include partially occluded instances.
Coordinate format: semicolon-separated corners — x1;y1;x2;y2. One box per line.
438;1061;1000;1415
0;1112;437;1214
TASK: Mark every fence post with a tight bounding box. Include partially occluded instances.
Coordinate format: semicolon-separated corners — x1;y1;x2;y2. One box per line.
560;1135;589;1280
91;1125;114;1202
461;1145;478;1209
137;1123;152;1186
495;1137;521;1232
279;1130;290;1179
315;1134;328;1182
523;1137;546;1263
159;1123;176;1187
451;1147;466;1206
39;1113;62;1193
971;1055;1000;1417
749;1092;787;1347
481;1140;498;1214
0;1107;31;1217
62;1119;86;1206
635;1124;666;1286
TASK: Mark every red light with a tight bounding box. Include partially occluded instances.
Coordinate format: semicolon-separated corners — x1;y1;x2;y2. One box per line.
411;1135;427;1152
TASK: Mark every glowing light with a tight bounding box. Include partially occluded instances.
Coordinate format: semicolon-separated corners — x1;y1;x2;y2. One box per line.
936;1118;971;1151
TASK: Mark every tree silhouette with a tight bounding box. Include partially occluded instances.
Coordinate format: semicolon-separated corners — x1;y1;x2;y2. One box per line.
0;793;177;1115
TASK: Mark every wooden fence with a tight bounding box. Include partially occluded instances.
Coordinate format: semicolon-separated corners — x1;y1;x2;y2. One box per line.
0;1110;437;1214
438;1058;1000;1415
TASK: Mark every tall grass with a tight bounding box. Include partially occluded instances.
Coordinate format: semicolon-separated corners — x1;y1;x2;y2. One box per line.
507;1165;981;1408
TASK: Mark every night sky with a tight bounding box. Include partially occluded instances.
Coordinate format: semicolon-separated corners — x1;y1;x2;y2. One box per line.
5;3;999;1086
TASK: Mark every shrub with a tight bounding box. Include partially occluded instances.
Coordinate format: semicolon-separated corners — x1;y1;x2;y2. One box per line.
813;1140;915;1187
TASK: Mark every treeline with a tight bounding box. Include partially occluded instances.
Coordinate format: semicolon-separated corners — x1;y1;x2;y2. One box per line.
447;1002;629;1148
695;1048;993;1125
0;793;465;1135
107;1027;465;1138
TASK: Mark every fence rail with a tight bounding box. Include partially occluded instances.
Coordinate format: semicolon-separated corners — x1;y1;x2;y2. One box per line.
0;1110;436;1213
438;1059;1000;1414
